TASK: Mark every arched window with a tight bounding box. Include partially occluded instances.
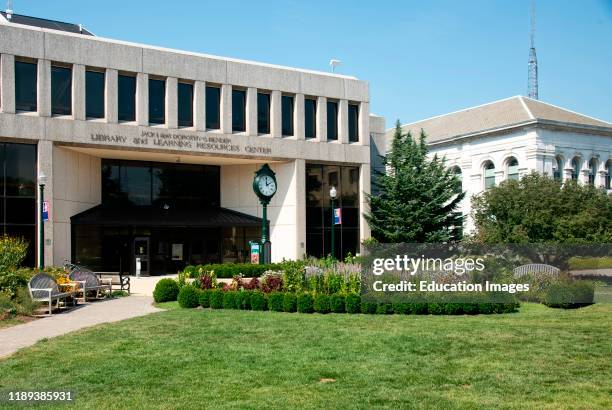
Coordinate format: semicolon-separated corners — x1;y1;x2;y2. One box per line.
606;160;612;190
451;166;462;192
588;158;597;186
484;161;495;189
553;156;563;181
507;157;519;181
571;157;580;181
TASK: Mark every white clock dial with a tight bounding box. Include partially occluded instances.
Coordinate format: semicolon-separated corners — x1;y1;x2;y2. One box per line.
258;175;277;196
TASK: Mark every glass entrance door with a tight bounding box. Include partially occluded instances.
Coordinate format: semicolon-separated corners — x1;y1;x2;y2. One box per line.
134;237;150;276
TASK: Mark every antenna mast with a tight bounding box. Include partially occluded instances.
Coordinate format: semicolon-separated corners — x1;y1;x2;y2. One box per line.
527;0;539;100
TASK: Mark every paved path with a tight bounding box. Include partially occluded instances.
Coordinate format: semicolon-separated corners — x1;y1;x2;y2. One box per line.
0;296;161;359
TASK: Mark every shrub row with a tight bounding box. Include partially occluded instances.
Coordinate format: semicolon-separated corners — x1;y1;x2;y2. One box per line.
175;287;518;315
182;263;281;279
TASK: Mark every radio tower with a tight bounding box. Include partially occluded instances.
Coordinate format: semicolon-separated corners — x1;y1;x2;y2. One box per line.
527;0;539;100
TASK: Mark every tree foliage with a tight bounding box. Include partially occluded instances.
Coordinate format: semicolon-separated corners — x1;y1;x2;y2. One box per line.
365;121;465;243
472;172;612;244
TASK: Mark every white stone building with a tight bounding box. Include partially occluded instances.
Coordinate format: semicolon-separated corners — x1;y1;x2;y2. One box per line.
393;96;612;231
0;13;386;273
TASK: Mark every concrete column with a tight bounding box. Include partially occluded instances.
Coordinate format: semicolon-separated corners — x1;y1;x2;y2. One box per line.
580;169;590;185
38;140;54;267
221;84;232;134
194;80;206;131
338;99;349;144
246;87;257;136
37;60;51;117
294;93;305;140
494;170;505;185
136;72;148;125
358;102;370;145
359;163;371;246
72;64;85;120
294;159;306;258
0;54;15;113
105;68;117;123
597;170;607;188
166;77;178;129
270;90;282;138
316;96;327;142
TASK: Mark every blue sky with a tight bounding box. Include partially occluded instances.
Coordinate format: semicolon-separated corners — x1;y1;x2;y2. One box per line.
11;0;612;127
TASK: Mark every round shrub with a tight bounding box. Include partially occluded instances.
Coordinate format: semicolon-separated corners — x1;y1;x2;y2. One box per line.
345;294;361;314
543;281;595;309
313;294;331;314
177;285;200;308
392;302;410;315
411;302;428;315
223;291;238;309
199;289;212;308
235;291;252;310
250;291;267;311
376;303;393;315
268;292;284;312
297;293;314;313
443;303;463;315
360;301;377;314
210;289;224;309
153;278;179;303
283;293;297;312
330;294;345;313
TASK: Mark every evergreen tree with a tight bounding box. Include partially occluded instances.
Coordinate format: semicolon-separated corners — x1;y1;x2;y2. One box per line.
365;121;465;243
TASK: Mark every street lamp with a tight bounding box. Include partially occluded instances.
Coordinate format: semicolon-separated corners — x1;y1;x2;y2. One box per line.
329;186;337;261
38;171;46;270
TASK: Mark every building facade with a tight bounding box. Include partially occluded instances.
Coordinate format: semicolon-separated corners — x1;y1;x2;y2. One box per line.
0;14;385;274
394;96;612;231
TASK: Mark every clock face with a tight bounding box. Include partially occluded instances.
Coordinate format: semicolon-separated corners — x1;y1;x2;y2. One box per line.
258;175;277;197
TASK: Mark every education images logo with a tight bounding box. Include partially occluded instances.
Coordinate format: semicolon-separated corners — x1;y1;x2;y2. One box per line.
369;255;530;294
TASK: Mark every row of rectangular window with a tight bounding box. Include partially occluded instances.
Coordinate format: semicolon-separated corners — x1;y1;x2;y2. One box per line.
12;59;360;142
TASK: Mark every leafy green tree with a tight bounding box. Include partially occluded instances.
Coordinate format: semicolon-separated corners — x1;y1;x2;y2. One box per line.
365;121;465;243
472;172;612;244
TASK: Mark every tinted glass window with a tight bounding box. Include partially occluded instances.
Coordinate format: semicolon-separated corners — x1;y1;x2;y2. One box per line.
0;143;37;267
507;158;519;181
15;61;37;112
484;163;495;189
149;78;165;125
281;95;294;136
348;103;359;142
178;82;193;127
232;89;246;132
86;70;105;118
51;65;72;115
327;101;338;141
205;86;221;129
257;92;270;134
118;74;136;121
304;98;317;139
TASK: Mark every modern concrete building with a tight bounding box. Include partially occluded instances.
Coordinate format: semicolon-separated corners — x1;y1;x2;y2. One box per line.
393;96;612;231
0;13;386;274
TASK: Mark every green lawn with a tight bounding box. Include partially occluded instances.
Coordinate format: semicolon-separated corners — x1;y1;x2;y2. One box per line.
0;304;611;409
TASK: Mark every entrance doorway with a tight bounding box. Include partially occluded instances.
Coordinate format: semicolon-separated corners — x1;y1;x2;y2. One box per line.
134;237;150;276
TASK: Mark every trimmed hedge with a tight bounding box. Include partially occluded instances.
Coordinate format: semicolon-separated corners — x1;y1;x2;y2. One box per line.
153;278;179;303
297;293;314;313
543;281;595;309
314;294;330;314
330;294;345;313
268;292;284;312
251;291;267;311
235;291;251;310
183;263;281;279
345;293;361;314
199;289;212;308
177;285;199;308
210;290;224;309
283;293;297;312
223;291;238;309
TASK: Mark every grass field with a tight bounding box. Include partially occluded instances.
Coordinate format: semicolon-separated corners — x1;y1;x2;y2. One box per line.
0;303;610;409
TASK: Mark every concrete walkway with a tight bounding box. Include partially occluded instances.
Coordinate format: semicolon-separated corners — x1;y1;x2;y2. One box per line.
0;295;161;359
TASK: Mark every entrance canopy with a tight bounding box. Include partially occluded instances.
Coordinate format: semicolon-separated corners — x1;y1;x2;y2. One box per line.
71;205;264;227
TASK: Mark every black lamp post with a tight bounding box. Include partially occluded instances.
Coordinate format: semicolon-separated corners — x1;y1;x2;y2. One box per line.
329;185;337;261
38;171;46;270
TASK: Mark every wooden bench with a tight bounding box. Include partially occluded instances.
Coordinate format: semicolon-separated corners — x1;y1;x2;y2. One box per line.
28;272;77;316
95;272;131;295
69;269;112;302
